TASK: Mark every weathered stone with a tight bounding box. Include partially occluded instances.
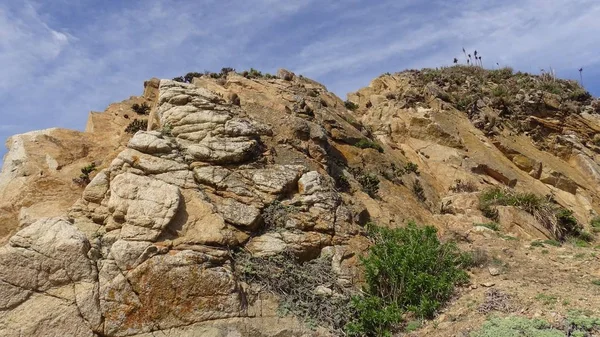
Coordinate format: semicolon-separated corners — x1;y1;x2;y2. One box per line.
106;173;181;240
216;198;261;228
249;165;305;194
277;68;295;81
83;169;110;203
246;232;287;257
102;250;241;336
127;131;174;154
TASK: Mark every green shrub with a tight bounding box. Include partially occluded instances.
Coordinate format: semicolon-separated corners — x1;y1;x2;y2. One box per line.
184;72;203;83
569;88;592;102
404;162;420;175
356;172;380;198
354;139;384;153
125;119;148;134
345;100;359;111
590;217;600;233
412;180;426;202
131;102;150;115
334;173;351;192
347;223;470;336
73;162;97;187
345;295;402;337
531;240;545;247
487;67;514;82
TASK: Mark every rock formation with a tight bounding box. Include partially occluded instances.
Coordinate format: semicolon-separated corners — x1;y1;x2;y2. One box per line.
1;66;600;336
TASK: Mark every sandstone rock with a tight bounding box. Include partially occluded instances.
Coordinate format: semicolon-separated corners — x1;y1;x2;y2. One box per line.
102;250;241;335
0;217;95;291
106;173;181;240
0;218;98;336
246;232;287;257
277;68;295;81
539;169;578;194
83;169;110;203
127;131;174;154
248;165;305;194
216;198;261;228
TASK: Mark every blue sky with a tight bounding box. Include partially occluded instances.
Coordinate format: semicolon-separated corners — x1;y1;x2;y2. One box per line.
2;0;600;164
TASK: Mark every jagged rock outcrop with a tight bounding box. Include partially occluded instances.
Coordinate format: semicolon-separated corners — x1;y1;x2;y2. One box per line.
2;66;600;336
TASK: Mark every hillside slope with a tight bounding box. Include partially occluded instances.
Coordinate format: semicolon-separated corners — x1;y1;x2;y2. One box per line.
0;67;600;336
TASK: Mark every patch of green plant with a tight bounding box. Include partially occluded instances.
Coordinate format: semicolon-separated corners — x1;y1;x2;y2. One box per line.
478;187;582;240
491;85;509;97
470;316;563;337
241;67;264;79
543;239;561;247
261;201;296;232
351;168;380;198
405;320;422;332
540;82;563;95
235;251;353;334
531;240;545;247
475;222;500;231
404;162;420;175
569;237;591;248
125;119;148;134
569;88;592;102
354;139;384;153
347;223;471;336
345;100;359;111
73;162;97;187
541;249;549;254
412;179;426;202
131;102;150;115
455;95;477;111
535;293;558;306
486;67;514;82
500;234;519;241
566;310;600;334
591;217;600;233
578;230;595;243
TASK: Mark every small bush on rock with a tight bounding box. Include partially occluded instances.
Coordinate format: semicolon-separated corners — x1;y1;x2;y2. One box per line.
125;119;148;134
73;163;97;187
354;139;384;153
346;223;471;336
351;168;380;198
131;102;150;115
345;100;359;111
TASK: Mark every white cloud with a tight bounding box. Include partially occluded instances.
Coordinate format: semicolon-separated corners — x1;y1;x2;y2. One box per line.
1;0;599;164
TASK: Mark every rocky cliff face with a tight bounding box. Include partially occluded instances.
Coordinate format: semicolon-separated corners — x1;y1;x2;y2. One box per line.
1;67;600;336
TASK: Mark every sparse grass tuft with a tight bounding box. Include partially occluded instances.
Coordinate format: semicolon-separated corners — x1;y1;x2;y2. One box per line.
478;187;583;240
345;100;359;111
354;139;384;153
475;222;500;231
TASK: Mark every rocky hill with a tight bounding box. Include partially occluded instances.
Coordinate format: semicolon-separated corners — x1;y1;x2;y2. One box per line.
1;66;600;336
